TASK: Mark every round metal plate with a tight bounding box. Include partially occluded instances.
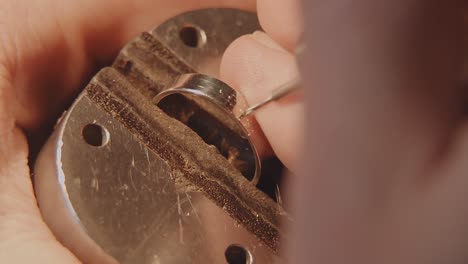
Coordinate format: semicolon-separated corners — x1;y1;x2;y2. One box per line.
34;8;280;264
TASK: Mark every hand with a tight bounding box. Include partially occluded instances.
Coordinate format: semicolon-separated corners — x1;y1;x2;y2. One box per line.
296;1;468;263
221;0;303;171
222;0;468;263
0;1;254;262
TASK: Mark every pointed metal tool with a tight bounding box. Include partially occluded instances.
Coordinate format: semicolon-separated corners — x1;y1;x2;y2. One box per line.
240;41;305;118
240;76;302;118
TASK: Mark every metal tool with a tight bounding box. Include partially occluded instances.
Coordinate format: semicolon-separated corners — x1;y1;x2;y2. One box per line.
240;76;301;118
33;8;287;264
240;39;306;118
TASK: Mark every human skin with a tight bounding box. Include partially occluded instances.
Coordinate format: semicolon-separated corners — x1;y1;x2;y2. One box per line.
2;1;468;264
0;1;259;263
224;0;468;263
296;1;468;263
0;0;301;262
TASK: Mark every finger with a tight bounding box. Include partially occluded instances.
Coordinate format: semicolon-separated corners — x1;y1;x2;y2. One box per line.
411;123;468;263
0;129;80;264
299;1;464;191
291;1;463;262
221;31;303;170
257;0;303;51
0;0;255;130
0;81;79;263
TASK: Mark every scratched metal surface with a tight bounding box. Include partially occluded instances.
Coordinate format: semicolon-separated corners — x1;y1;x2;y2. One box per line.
34;8;279;264
57;95;275;263
152;8;260;77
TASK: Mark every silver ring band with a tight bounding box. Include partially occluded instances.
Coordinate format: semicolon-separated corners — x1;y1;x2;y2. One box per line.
154;73;261;185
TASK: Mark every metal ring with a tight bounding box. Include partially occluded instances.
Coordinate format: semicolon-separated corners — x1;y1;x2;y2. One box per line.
154;73;261;185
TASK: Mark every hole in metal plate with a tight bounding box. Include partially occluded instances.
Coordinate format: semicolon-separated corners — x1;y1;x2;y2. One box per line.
225;244;252;264
179;24;207;48
82;123;109;147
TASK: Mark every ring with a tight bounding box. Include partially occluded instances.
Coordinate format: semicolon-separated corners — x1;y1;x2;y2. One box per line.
153;73;261;185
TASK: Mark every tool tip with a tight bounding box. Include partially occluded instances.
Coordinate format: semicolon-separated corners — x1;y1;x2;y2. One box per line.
240;101;269;118
240;108;254;118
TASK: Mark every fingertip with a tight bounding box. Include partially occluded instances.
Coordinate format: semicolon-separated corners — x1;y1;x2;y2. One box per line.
221;34;275;158
250;31;287;52
221;33;297;103
221;33;302;170
257;0;304;51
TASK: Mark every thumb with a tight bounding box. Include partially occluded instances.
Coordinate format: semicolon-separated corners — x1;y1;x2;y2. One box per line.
0;74;79;263
220;31;303;171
